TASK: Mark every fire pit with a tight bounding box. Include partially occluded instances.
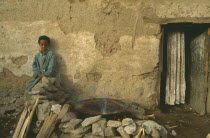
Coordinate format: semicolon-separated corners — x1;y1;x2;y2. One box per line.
74;98;128;116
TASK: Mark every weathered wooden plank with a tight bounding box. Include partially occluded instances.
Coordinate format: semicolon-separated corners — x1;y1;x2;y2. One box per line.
36;113;58;138
18;116;29;138
12;107;28;138
189;31;207;114
206;35;210;113
24;98;39;138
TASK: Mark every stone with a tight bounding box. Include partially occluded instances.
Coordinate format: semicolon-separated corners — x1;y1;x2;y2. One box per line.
70;125;91;135
107;120;121;127
151;129;160;138
124;123;136;134
59;119;82;132
171;130;177;136
46;84;58;92
81;115;102;127
32;83;45;91
61;112;77;123
0;91;8;97
50;132;58;138
37;102;52;121
122;118;134;126
92;118;107;136
142;120;167;137
68;119;83;130
117;126;130;138
105;127;117;137
51;104;62;114
128;102;145;117
36;120;43;127
42;77;51;84
135;120;146;127
59;133;71;138
60;133;84;138
84;133;104;138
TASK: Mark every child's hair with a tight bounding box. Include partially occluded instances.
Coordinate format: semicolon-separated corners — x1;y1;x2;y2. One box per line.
38;35;50;44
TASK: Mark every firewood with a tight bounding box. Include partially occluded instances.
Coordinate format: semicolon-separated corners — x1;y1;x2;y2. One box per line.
36;104;70;138
134;114;155;120
12;107;28;138
19;116;29;138
36;113;58;138
57;104;70;120
134;128;145;138
23;98;40;138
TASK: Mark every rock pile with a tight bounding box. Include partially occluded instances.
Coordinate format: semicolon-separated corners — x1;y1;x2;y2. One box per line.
57;115;167;138
28;77;69;104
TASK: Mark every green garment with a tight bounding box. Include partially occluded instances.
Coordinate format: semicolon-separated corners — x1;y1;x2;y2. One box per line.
26;50;56;92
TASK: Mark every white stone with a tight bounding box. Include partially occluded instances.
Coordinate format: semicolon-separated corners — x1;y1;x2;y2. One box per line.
92;118;107;136
117;126;130;138
105;127;117;137
122;118;134;126
51;104;62;114
124;123;136;134
107;120;121;127
81;115;102;127
172;130;177;136
37;102;52;121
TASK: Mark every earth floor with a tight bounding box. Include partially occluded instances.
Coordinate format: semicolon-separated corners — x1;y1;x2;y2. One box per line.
1;105;210;138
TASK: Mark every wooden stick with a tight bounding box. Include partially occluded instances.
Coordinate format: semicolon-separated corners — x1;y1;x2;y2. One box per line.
36;104;70;138
134;114;155;120
57;104;70;120
36;114;58;138
134;128;145;138
18;116;29;138
12;107;28;138
24;98;40;138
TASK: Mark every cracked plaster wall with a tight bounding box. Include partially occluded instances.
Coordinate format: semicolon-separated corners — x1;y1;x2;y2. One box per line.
0;0;210;108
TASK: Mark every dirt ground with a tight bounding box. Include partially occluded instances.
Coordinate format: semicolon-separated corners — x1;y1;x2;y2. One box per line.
1;105;210;138
150;105;210;138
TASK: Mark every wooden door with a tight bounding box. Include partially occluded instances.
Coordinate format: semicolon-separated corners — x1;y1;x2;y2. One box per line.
206;28;210;113
189;31;208;114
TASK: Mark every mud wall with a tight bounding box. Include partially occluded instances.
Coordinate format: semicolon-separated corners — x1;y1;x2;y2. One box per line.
0;0;210;108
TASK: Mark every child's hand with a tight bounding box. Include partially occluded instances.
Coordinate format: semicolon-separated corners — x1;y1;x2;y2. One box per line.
38;73;45;78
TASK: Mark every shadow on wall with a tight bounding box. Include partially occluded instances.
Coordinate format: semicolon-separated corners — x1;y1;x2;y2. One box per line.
50;38;82;102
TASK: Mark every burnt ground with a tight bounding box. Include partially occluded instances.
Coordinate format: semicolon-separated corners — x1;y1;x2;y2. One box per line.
1;105;210;138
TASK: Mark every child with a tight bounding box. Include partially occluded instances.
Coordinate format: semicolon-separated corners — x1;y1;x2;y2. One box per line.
26;35;56;92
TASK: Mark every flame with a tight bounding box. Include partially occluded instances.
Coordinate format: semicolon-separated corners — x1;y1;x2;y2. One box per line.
114;112;128;121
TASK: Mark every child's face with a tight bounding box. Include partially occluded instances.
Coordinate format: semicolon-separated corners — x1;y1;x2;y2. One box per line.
39;40;49;52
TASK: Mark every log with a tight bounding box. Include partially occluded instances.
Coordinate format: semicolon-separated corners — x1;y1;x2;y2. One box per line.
18;116;29;138
134;114;155;120
47;104;70;137
36;104;70;138
57;104;70;120
12;107;28;138
36;113;58;138
24;98;40;138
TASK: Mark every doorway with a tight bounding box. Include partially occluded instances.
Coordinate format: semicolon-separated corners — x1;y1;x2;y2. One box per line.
160;23;210;114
